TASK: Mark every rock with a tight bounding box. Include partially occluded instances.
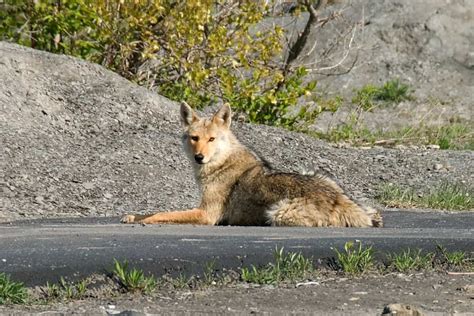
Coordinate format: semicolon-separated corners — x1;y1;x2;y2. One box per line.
382;303;425;316
459;284;474;294
82;182;95;190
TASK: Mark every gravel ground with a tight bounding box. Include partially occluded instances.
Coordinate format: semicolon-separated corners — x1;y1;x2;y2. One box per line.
0;272;472;315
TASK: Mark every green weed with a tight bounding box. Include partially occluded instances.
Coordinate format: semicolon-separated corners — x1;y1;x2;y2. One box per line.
41;278;88;301
241;247;313;284
388;249;434;272
112;259;157;294
0;273;28;304
203;260;218;285
333;241;374;275
43;282;60;300
352;79;412;110
376;79;412;103
166;273;192;289
352;84;379;111
435;245;472;270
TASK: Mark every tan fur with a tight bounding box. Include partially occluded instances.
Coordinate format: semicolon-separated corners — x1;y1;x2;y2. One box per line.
121;102;383;227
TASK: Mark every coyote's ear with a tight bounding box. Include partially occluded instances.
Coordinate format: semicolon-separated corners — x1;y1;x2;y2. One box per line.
180;101;199;126
212;103;232;128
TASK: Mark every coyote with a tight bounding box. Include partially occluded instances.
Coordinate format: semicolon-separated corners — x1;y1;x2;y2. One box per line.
121;102;383;227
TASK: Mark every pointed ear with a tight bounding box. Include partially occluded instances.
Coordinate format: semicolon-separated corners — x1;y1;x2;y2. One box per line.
212;103;232;128
180;101;199;126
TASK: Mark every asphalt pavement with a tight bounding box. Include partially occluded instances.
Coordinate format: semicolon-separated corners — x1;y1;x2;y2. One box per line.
0;210;472;286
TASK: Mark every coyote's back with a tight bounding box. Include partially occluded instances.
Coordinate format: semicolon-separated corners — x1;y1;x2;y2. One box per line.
121;102;383;227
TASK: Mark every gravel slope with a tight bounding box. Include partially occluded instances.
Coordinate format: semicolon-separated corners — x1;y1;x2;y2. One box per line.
1;42;472;223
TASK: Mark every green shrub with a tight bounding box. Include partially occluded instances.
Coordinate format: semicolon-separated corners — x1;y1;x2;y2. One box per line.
0;0;336;128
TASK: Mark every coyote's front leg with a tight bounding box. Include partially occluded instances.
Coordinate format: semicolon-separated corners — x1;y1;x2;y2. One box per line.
121;208;210;225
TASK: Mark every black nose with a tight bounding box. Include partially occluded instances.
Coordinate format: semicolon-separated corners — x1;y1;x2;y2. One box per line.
194;154;204;163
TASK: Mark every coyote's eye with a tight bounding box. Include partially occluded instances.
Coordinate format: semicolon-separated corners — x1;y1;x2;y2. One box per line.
191;136;199;141
209;137;215;142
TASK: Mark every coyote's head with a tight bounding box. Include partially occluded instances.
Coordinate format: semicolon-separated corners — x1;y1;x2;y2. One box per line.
180;101;234;166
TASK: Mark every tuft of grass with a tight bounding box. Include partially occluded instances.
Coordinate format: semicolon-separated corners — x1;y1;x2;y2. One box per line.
352;84;380;111
203;260;218;285
387;249;434;273
112;259;157;293
318;122;473;150
43;282;60;300
389;124;474;150
0;273;28;305
332;241;374;275
241;247;313;284
435;245;473;270
166;273;192;289
352;79;412;110
41;278;88;301
378;182;473;211
376;79;412;103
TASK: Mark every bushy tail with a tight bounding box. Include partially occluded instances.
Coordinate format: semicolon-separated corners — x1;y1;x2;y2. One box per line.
266;197;383;228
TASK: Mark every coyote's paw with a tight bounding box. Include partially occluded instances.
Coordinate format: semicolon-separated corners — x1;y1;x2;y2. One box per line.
120;214;137;224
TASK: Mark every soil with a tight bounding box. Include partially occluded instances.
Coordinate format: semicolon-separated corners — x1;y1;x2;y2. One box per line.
0;272;473;315
0;0;473;314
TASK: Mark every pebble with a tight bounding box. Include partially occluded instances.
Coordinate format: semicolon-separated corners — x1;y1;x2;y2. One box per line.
382;303;425;316
82;182;94;190
104;193;113;199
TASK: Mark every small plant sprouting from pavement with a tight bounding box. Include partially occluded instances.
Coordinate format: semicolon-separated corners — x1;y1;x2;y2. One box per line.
203;260;219;285
435;245;472;270
112;259;157;293
43;282;60;300
241;247;313;284
41;278;88;301
59;277;88;300
332;241;374;275
163;273;192;289
0;273;28;305
387;249;434;273
378;182;473;211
